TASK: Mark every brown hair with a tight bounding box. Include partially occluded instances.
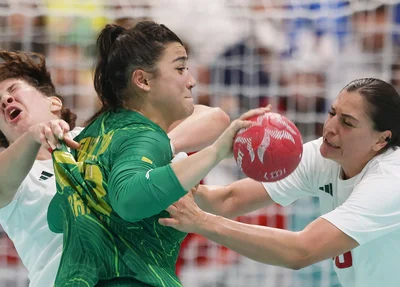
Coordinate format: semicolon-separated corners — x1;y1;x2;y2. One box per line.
89;21;183;123
0;50;77;148
343;78;400;151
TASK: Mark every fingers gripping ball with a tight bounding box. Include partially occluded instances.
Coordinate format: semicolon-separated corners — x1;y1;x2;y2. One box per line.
233;113;303;182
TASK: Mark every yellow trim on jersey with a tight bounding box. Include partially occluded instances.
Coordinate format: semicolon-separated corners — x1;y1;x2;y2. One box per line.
141;156;153;164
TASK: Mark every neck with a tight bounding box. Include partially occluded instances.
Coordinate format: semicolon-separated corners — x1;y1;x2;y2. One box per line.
341;153;376;179
127;100;173;132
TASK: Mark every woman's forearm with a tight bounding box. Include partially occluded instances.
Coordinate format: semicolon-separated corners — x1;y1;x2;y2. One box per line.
0;132;41;206
168;106;230;153
197;213;305;269
170;146;221;191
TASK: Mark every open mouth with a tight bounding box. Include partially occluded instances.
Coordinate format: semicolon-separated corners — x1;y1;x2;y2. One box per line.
7;108;22;122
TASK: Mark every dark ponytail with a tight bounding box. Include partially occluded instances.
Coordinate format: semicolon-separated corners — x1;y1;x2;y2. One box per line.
93;25;126;112
89;21;183;124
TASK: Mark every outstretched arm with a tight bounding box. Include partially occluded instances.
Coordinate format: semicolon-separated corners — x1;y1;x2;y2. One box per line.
159;192;358;270
0;120;78;208
194;178;274;218
168;105;230;153
109;107;269;222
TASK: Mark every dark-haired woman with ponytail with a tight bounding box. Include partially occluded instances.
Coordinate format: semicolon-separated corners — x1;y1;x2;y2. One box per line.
0;49;229;287
46;21;268;286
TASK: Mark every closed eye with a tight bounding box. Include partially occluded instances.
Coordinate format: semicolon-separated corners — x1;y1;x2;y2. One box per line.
328;111;354;127
342;119;353;127
177;67;188;73
7;84;18;94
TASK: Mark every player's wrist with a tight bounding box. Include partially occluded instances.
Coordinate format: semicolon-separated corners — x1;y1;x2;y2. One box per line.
195;212;222;237
25;126;42;147
207;143;225;164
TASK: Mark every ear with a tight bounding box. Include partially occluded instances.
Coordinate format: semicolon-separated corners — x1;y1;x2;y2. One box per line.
131;69;151;92
48;96;63;113
373;130;392;152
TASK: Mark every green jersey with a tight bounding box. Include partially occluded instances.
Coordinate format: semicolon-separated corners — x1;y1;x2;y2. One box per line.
48;109;187;286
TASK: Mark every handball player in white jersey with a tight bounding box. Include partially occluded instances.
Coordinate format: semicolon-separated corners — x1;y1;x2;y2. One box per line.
160;78;400;287
0;50;230;286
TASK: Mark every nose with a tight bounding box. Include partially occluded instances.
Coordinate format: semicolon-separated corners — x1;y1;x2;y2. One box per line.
186;73;197;90
323;115;338;136
0;94;14;110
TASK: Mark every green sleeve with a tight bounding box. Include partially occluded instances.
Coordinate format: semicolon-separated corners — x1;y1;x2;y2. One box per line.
108;130;187;222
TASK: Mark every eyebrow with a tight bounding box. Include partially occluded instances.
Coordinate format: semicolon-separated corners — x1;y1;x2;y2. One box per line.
0;83;17;100
6;84;18;94
330;107;359;122
172;56;188;63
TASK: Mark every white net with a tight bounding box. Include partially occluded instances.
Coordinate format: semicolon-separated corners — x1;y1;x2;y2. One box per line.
1;0;400;286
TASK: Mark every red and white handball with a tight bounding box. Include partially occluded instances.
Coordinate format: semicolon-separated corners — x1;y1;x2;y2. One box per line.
233;113;303;182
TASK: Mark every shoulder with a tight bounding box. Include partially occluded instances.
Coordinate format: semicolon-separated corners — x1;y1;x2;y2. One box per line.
112;127;169;144
109;129;172;159
108;129;172;166
363;148;400;179
77;109;168;142
352;148;400;198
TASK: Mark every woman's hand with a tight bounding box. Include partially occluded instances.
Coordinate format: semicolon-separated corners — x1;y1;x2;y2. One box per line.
27;119;80;151
159;190;208;234
211;106;271;161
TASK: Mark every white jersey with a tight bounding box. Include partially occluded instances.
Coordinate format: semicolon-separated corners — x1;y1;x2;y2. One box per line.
0;127;83;287
263;138;400;287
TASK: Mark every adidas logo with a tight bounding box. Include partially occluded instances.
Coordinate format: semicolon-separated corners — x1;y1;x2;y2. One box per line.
39;171;54;181
319;183;333;196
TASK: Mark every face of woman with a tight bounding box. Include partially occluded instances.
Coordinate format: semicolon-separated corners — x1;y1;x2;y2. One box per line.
0;78;59;144
320;90;388;178
147;42;196;125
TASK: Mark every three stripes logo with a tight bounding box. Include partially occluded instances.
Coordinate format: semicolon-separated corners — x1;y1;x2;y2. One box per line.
319;183;333;196
39;171;54;181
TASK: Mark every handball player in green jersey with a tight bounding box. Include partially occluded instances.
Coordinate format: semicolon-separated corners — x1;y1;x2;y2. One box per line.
44;21;269;286
0;49;229;287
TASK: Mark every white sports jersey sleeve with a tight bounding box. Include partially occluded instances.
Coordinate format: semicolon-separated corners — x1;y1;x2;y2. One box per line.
261;138;400;287
322;172;400;245
262;139;322;206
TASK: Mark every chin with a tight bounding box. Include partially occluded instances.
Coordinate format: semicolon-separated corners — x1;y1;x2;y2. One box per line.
320;146;342;165
188;103;195;115
319;142;332;159
183;102;194;117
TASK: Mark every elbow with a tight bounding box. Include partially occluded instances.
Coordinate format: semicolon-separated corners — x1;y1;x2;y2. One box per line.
286;260;309;271
112;194;154;222
219;196;241;219
210;107;230;130
284;254;312;271
283;235;314;270
114;201;140;222
196;185;240;219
